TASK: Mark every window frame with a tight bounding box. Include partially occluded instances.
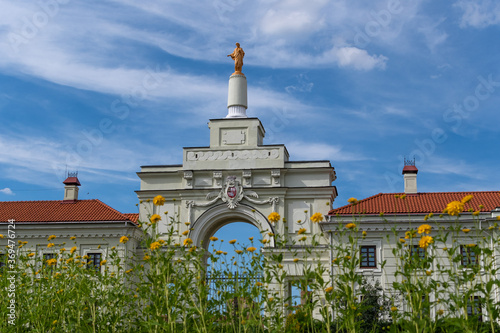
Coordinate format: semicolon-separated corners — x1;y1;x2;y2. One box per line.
467;296;482;321
86;252;103;273
460;245;479;267
360;245;377;269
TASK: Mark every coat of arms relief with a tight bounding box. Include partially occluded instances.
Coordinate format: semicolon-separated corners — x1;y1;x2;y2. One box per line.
185;176;279;222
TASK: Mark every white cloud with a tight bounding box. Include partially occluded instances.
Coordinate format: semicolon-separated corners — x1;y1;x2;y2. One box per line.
335;47;388;70
0;188;14;195
455;0;500;28
286;141;367;162
417;17;448;51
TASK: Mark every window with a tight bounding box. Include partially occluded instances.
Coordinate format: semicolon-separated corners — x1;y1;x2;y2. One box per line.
467;296;482;321
43;253;56;267
87;252;102;273
0;253;5;271
461;245;478;267
409;245;426;261
360;246;377;268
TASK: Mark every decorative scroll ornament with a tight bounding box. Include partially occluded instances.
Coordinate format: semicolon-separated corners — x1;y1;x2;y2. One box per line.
185;176;279;221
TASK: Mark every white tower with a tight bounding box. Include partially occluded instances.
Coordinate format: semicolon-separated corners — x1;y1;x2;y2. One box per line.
226;74;248;118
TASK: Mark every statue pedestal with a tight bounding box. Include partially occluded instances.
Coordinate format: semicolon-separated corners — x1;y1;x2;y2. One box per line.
226;74;247;118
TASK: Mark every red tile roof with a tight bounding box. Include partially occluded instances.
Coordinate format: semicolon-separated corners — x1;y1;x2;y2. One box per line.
329;191;500;215
0;199;138;223
123;213;139;223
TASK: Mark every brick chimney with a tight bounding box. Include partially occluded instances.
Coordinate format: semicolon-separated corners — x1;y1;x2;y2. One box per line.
63;172;81;202
402;158;418;194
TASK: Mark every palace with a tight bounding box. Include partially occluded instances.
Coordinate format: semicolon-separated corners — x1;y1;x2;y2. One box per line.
1;50;499;324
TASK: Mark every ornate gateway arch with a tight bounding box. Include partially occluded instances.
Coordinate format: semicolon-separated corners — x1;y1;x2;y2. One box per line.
136;52;337;267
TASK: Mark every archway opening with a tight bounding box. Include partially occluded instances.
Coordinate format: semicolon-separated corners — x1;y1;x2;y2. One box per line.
205;221;264;315
206;221;262;272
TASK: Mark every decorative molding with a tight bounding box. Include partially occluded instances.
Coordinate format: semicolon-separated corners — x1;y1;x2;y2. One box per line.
213;171;222;187
185;176;280;221
184;171;193;187
242;170;252;186
271;169;281;185
186;149;279;161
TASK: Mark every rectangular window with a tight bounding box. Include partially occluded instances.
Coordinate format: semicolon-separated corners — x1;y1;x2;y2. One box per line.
360;246;377;268
87;253;102;273
410;245;426;260
43;253;56;267
467;296;482;321
461;245;478;267
43;253;57;267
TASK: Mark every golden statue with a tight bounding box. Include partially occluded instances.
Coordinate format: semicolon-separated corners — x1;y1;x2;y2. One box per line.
227;43;245;75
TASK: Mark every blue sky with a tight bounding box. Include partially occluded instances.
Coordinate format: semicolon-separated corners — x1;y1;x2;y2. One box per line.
0;0;499;220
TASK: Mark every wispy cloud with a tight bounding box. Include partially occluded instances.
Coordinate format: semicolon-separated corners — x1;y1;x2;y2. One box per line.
0;188;14;195
455;0;500;28
286;141;368;162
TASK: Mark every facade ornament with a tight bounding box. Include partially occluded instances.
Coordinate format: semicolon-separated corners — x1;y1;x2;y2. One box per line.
185;176;280;213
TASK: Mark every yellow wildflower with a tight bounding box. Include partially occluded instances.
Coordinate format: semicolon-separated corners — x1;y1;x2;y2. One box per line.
293;258;299;263
28;253;35;257
325;286;333;293
47;243;55;248
235;250;243;254
262;239;269;244
210;236;218;241
100;260;107;266
419;236;433;249
362;231;367;237
461;195;473;204
249;237;254;241
216;250;223;255
297;228;307;235
52;320;57;325
391;306;397;312
345;223;356;229
150;214;161;224
182;230;189;236
183;238;193;246
417;224;432;234
310;212;323;223
47;235;56;241
70;236;76;240
472;211;480;216
0;234;3;238
347;197;358;204
150;242;161;250
229;239;236;244
462;228;471;233
268;212;281;223
405;230;416;239
46;258;57;266
247;247;257;253
143;255;150;261
255;282;263;287
153;195;165;206
120;236;129;244
446;201;464;216
425;270;432;276
479;204;484;209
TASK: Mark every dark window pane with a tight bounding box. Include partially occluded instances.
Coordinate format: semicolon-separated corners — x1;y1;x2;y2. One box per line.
360;246;376;268
87;253;102;273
